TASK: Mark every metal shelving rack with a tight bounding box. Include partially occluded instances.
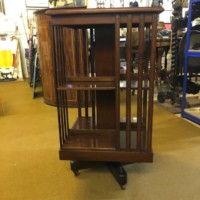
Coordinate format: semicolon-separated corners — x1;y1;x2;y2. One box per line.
181;0;200;125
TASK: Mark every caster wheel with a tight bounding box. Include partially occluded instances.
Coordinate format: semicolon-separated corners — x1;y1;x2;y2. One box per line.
73;170;80;176
121;185;126;190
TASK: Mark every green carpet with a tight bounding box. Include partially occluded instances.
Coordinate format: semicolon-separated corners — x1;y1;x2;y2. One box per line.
0;81;200;200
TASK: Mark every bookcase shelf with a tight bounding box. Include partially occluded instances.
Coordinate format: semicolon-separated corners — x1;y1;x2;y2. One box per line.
46;6;163;188
58;81;115;90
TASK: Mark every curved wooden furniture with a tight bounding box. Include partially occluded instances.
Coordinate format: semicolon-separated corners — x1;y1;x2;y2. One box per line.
35;8;87;106
35;10;55;105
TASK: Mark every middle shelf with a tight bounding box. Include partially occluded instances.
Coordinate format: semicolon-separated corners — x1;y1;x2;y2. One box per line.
57;74;151;90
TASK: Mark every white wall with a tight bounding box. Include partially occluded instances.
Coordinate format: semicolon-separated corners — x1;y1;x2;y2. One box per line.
3;0;29;79
3;0;29;46
4;0;26;18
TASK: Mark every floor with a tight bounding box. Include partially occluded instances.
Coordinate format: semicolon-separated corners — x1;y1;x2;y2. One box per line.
0;80;200;200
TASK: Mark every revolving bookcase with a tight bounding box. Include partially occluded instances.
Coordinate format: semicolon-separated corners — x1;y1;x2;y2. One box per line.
46;7;163;188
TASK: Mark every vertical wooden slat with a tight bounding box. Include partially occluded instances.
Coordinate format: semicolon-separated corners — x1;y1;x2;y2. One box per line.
115;15;120;149
142;89;147;150
60;26;66;85
54;26;64;146
60;26;68;141
74;29;82;117
90;28;95;76
141;26;149;150
59;26;67;144
56;27;64;145
126;15;132;151
142;25;151;150
147;14;158;152
137;14;145;151
82;29;89;117
90;28;96;126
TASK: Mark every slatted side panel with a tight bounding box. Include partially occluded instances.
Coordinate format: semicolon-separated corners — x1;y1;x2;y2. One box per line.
136;14;145;151
125;14;132;151
147;14;158;152
121;14;157;153
115;15;120;149
51;25;69;147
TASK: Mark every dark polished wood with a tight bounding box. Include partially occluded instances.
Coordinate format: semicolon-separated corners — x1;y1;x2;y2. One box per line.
35;10;55;105
46;7;163;187
35;8;89;106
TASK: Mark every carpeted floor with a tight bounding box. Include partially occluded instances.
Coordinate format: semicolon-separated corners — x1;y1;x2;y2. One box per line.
155;84;200;114
156;95;200;114
0;81;200;200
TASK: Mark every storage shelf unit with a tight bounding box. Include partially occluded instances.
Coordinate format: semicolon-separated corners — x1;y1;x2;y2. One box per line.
46;7;163;163
181;0;200;125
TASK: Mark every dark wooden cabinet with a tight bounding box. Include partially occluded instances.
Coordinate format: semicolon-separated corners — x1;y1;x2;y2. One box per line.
46;7;163;187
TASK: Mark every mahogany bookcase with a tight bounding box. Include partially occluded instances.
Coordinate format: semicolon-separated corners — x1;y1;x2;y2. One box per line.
46;7;163;189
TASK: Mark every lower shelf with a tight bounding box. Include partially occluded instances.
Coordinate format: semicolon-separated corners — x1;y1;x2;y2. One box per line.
59;148;153;163
64;130;116;149
60;115;150;162
62;116;147;150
